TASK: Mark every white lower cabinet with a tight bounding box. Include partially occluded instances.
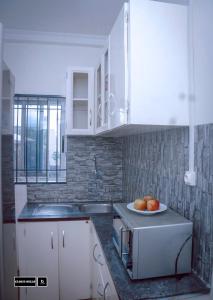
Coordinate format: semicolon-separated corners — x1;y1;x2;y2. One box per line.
18;222;59;300
18;220;91;300
91;222;118;300
58;221;91;300
3;223;18;300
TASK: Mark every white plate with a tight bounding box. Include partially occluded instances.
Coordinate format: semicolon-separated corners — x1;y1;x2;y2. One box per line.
127;202;167;215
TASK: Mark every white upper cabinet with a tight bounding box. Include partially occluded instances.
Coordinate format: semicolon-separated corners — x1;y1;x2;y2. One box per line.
2;67;15;135
95;46;110;134
107;0;189;132
108;4;128;130
95;62;103;133
66;67;94;135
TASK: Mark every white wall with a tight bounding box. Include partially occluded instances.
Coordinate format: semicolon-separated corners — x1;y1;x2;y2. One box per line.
3;33;103;95
190;0;213;125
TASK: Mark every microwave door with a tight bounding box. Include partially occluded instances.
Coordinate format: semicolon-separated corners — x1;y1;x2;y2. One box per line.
112;217;123;256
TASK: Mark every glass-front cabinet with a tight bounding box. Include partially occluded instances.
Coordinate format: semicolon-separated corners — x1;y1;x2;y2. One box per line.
103;49;109;128
66;67;94;135
95;47;109;134
95;64;102;130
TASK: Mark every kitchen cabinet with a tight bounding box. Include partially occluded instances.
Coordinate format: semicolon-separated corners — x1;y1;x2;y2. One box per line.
18;220;91;300
58;221;91;300
91;222;118;300
107;0;189;132
2;66;15;135
3;223;18;300
103;48;109;130
66;67;94;135
108;3;128;130
95;46;109;134
95;61;103;133
18;222;59;300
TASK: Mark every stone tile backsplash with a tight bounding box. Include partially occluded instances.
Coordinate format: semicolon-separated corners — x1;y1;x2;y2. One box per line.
122;125;213;285
27;136;123;203
2;134;15;205
27;125;213;285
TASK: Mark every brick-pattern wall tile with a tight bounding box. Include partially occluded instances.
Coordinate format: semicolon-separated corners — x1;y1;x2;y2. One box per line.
122;125;213;285
2;135;15;205
27;136;122;203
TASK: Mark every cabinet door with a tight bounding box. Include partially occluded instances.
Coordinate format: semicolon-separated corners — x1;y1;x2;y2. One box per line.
66;68;94;135
95;47;110;134
2;69;15;135
129;0;189;126
91;224;105;299
95;62;103;133
3;224;18;300
91;223;118;300
100;266;118;300
109;3;128;130
103;48;109;130
59;220;91;300
18;222;59;300
92;257;105;300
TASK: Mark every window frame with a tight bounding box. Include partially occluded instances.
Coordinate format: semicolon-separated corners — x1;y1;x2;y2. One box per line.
14;94;66;184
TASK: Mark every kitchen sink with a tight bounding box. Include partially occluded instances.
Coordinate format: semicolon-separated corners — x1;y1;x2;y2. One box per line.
33;203;79;216
32;203;113;216
79;203;112;213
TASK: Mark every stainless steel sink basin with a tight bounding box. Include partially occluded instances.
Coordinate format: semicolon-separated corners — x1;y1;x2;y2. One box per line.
79;203;112;213
33;203;78;216
33;202;112;216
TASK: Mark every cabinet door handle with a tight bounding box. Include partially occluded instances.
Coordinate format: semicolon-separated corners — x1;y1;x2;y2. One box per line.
97;282;104;297
98;103;102;119
89;109;92;127
51;232;54;249
62;230;65;248
109;93;115;116
103;282;110;300
93;243;104;266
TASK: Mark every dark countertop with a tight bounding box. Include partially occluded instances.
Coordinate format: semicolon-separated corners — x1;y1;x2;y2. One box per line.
18;202;210;300
92;215;209;300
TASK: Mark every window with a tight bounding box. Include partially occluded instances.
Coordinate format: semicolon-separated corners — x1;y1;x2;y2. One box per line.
14;95;66;183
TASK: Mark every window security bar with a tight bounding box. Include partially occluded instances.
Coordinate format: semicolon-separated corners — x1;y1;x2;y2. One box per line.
14;95;66;183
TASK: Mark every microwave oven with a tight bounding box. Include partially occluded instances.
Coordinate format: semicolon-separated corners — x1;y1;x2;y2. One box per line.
112;203;193;280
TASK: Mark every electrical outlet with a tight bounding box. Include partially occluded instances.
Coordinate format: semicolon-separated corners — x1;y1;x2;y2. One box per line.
184;171;196;186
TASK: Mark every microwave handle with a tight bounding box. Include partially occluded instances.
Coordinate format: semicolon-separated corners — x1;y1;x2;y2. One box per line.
120;227;129;257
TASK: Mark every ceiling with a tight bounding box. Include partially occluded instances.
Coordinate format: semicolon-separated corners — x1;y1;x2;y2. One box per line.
0;0;126;36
